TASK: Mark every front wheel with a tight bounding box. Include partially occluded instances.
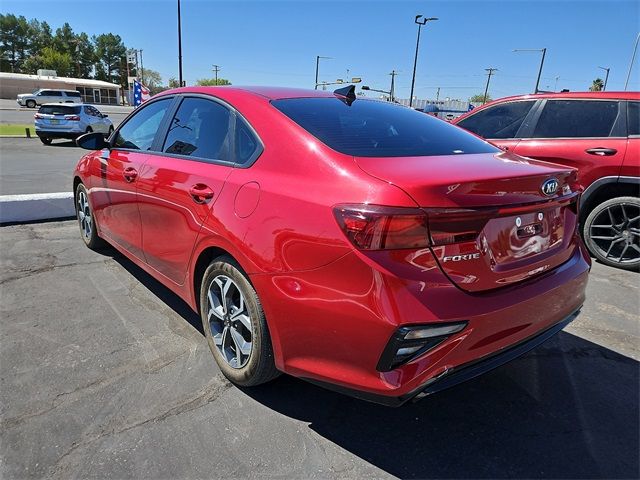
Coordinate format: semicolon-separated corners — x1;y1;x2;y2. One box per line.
583;196;640;270
39;137;52;145
26;99;36;108
200;256;280;386
75;183;105;250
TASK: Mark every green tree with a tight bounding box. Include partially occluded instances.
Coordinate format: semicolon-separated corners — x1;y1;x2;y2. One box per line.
93;33;126;83
27;19;53;54
75;32;95;78
0;14;31;72
53;22;75;55
469;93;492;103
168;77;181;88
23;46;73;76
142;68;162;88
589;78;604;92
196;77;231;86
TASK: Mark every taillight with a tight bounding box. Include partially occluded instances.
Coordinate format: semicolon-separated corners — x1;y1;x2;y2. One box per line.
34;113;43;119
333;205;429;250
425;208;494;246
65;115;80;121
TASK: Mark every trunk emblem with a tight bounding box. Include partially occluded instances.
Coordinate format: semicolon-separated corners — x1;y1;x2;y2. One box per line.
541;178;559;196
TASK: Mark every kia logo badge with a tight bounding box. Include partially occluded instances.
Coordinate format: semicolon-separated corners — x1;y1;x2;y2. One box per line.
541;178;559;196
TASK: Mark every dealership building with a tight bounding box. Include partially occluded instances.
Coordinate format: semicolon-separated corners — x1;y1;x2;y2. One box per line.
0;72;121;105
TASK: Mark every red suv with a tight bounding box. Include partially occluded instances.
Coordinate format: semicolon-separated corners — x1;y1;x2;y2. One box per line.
73;86;590;406
454;92;639;270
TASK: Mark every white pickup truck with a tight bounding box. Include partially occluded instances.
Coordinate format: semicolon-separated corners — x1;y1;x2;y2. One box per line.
17;89;82;108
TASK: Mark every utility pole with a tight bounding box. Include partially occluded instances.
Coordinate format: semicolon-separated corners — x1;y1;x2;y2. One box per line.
389;70;397;102
482;68;497;104
513;48;547;93
409;15;438;107
177;0;183;86
436;87;440;102
139;49;144;85
315;56;332;90
625;33;640;90
212;64;221;85
554;75;560;91
598;66;610;91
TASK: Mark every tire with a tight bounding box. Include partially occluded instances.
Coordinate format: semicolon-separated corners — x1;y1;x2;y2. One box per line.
39;137;52;145
26;99;36;108
583;196;640;270
75;183;105;250
200;255;280;386
105;126;114;139
86;127;93;133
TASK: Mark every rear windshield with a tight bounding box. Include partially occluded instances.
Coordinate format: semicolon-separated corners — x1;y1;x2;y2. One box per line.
271;97;498;157
38;105;81;115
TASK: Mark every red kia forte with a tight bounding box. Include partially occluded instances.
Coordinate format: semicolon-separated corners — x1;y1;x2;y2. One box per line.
73;86;590;406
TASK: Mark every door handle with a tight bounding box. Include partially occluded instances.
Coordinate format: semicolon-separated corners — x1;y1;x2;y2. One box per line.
123;167;138;182
585;147;617;156
189;184;215;204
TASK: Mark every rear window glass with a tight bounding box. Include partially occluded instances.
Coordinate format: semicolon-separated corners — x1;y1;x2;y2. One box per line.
457;101;535;139
533;100;620;138
38;105;81;115
271;98;498;157
628;102;639;136
66;91;81;97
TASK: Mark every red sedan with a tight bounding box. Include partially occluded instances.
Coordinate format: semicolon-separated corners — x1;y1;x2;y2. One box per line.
73;86;590;406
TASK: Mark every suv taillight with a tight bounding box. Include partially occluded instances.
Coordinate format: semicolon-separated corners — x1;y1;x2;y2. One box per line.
64;115;80;121
34;113;43;119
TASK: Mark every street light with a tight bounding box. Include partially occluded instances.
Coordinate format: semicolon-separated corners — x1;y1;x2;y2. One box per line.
409;15;438;107
598;66;610;91
513;48;547;93
316;77;361;90
177;0;183;86
362;85;392;101
315;56;332;90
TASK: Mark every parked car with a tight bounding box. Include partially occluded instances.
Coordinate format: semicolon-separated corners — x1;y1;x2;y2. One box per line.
35;103;113;145
17;89;82;108
453;92;639;270
73;86;590;406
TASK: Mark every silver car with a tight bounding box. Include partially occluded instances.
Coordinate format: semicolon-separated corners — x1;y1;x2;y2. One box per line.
35;103;113;145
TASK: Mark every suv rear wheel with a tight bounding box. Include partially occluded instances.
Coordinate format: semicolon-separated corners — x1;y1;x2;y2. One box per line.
584;196;640;270
26;99;36;108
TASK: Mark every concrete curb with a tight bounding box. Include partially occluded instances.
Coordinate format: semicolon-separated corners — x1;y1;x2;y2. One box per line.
0;192;74;224
0;135;33;138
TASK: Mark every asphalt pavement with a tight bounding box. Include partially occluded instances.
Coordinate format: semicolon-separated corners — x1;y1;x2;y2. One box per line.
0;138;84;195
1;221;638;479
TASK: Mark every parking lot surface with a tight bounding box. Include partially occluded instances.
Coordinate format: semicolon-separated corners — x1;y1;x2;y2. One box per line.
1;221;638;479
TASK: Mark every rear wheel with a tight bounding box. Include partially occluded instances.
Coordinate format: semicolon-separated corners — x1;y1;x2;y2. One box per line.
200;256;280;386
105;126;114;138
584;196;640;270
75;183;105;250
26;99;36;108
85;126;93;133
39;137;52;145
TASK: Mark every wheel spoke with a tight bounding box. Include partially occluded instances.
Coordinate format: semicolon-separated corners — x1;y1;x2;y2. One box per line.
616;244;630;263
607;207;616;226
232;313;252;332
230;327;251;356
207;290;225;320
590;235;618;240
605;237;625;257
620;204;628;223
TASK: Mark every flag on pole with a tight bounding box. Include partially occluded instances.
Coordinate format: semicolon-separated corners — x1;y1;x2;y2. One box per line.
133;80;150;107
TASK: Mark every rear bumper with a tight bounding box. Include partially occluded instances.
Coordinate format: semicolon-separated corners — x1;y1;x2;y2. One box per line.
36;130;82;139
304;307;580;407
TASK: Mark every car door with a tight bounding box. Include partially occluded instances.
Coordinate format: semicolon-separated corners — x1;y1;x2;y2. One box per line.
89;97;174;260
85;106;106;133
510;99;628;189
455;100;539;152
622;101;640;180
136;95;236;285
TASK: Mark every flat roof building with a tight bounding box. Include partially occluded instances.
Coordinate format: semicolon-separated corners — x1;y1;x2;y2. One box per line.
0;72;121;105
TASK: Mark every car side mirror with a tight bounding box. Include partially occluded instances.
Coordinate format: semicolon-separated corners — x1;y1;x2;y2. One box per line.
102;114;108;118
76;132;109;150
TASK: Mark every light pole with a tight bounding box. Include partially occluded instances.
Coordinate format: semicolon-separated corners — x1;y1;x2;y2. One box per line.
409;15;438;107
362;85;392;101
482;68;497;104
513;48;547;93
139;49;144;85
598;66;610;91
389;70;398;102
315;56;332;90
177;0;183;86
625;32;640;90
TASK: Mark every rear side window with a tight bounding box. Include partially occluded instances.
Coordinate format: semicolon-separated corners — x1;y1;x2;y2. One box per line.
235;118;261;165
457;101;535;139
66;91;81;98
628;102;640;136
272;98;498;157
533;100;620;138
113;98;172;151
38;105;80;115
42;91;62;96
162;97;232;161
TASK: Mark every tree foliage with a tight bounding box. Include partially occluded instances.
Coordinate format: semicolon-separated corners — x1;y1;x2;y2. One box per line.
23;46;73;76
196;78;232;86
589;78;604;92
469;93;492;103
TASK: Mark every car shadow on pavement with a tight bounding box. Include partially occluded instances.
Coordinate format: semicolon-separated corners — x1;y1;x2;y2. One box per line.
47;141;79;148
240;333;639;479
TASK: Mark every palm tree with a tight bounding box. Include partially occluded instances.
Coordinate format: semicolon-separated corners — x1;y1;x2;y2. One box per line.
589;78;604;91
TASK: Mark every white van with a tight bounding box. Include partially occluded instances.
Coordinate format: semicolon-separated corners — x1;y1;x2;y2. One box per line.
17;89;82;108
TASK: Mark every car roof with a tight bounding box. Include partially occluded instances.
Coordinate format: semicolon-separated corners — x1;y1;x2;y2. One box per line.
40;102;83;106
157;85;340;101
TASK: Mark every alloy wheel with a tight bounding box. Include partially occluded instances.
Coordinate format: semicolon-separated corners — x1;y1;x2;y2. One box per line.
207;275;253;368
77;190;92;240
588;201;640;265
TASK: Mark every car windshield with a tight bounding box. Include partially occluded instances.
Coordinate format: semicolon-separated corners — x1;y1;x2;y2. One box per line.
38;105;81;115
271;97;498;157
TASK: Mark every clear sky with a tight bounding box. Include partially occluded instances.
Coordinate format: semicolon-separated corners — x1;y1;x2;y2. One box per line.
3;0;639;101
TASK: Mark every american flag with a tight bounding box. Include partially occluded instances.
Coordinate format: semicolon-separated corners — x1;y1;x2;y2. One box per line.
133;80;150;107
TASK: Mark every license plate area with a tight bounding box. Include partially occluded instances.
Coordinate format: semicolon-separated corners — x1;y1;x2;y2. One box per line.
516;223;543;238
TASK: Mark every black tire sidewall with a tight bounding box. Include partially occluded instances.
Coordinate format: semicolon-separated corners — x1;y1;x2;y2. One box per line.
75;183;101;250
26;100;36;108
40;137;52;145
583;196;640;270
199;256;276;386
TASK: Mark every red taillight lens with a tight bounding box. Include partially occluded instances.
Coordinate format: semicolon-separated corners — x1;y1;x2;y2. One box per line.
334;205;430;250
34;113;43;119
65;115;80;121
425;208;494;246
